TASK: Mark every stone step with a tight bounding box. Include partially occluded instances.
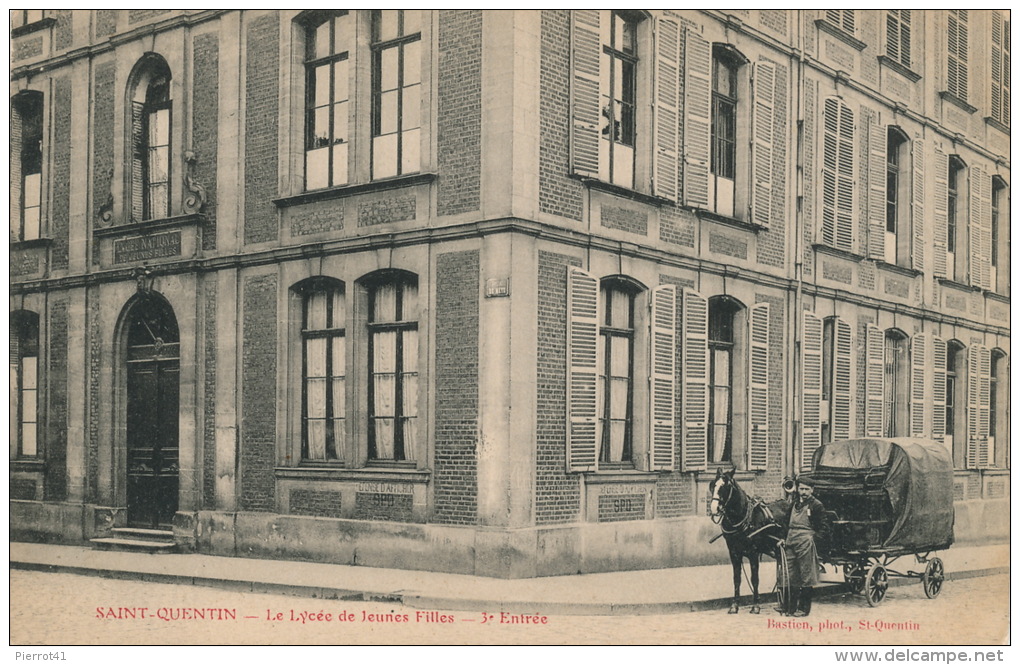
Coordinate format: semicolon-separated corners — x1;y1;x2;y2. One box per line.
110;527;174;543
90;537;177;553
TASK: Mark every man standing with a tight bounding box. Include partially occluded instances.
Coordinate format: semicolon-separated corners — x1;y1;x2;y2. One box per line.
778;476;829;617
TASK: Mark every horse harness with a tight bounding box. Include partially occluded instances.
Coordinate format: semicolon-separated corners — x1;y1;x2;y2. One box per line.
710;483;779;544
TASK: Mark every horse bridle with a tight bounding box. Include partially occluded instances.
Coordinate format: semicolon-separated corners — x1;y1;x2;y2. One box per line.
710;477;756;534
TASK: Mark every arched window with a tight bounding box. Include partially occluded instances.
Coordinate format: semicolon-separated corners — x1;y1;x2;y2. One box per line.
946;340;966;467
708;296;745;464
885;126;910;265
11;311;40;457
297;279;346;462
129;56;173;221
598;278;640;465
303;11;351;190
883;329;909;437
12;92;44;242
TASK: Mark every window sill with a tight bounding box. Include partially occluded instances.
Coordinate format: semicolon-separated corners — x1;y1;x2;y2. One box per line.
812;243;865;263
696;469;759;483
276;466;431;484
873;260;921;278
93;213;204;239
583;468;658;483
12;17;56;38
572;175;672;208
876;55;921;82
11;459;45;472
694;208;764;233
815;19;866;51
10;237;54;250
985;291;1010;304
273;172;437;208
937;277;980;293
939;91;978;115
984;117;1010;134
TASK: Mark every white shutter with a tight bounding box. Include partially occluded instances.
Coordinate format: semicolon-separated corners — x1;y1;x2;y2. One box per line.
649;285;677;471
570;10;601;178
947;10;969;101
751;61;776;228
910;333;928;437
969;166;992;290
821;98;838;248
683;28;711;208
566;266;599;472
832;318;853;440
865;107;887;260
131;100;146;222
977;345;991;468
932;147;949;278
911;138;925;272
966;344;980;469
932;337;947;445
865;324;885;437
748;302;770;471
801;312;823;471
652;17;680;201
681;288;709;471
821;97;854;252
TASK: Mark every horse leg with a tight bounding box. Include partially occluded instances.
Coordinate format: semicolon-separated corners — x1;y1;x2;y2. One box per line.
749;554;761;614
728;550;742;614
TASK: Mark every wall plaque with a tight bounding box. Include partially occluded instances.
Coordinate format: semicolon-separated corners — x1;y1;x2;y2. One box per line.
114;231;182;263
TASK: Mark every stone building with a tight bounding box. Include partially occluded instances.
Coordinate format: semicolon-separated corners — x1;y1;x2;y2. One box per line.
9;10;1009;578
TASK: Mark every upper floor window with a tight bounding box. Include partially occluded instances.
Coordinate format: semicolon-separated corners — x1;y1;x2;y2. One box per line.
598;279;639;466
945;340;965;466
885;126;910;265
826;10;856;36
821;97;854;252
991;11;1010;126
305;11;351;190
946;10;969;102
300;280;346;463
947;156;966;281
710;45;746;218
10;311;40;457
885;10;912;69
371;10;422;180
989;350;1007;467
129;56;173;222
598;11;638;189
990;177;1007;292
12;92;43;242
883;329;909;438
11;10;44;29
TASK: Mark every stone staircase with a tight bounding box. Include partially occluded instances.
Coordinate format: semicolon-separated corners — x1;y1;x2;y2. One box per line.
90;527;176;554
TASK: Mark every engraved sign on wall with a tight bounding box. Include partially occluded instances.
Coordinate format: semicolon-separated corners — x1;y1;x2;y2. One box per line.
114;231;182;263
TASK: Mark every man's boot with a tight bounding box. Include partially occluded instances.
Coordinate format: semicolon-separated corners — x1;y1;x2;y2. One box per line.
785;587;799;616
794;587;812;617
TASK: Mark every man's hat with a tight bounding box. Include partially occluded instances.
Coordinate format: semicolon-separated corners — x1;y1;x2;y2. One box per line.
796;475;817;487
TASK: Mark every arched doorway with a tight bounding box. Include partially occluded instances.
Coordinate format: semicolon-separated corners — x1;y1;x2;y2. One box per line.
124;294;180;528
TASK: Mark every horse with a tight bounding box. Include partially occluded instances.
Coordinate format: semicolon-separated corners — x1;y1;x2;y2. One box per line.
708;468;785;614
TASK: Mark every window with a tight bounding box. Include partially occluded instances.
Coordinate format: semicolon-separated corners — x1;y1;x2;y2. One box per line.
10;311;40;457
990;177;1007;292
710;45;740;217
990;350;1007;467
12;92;43;242
827;10;856;35
946;341;965;467
130;56;172;222
598;11;638;189
708;297;742;464
885;127;910;265
305;11;351;190
820;318;834;444
885;10;912;68
991;11;1010;126
371;10;422;180
598;280;637;465
11;10;44;29
883;330;909;437
366;272;419;461
821;97;854;252
947;10;969;102
300;281;346;462
947;157;965;281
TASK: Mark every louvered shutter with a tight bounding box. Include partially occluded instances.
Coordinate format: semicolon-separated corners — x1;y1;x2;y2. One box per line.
801;312;823;471
932;147;949;278
865;107;887;260
653;17;680;201
836;101;855;253
131;100;146;222
932;336;947;445
910;333;928;437
570;10;601;178
748;303;770;471
947;11;969;101
681;289;709;471
887;11;901;63
911;139;925;272
969;167;992;290
977;345;991;468
821;97;854;252
650;285;677;471
566;267;599;472
990;11;1009;123
832;319;853;440
751;61;776;228
966;344;980;469
865;324;884;436
683;28;711;208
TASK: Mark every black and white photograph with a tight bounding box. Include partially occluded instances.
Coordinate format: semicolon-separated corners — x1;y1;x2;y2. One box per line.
8;9;1011;651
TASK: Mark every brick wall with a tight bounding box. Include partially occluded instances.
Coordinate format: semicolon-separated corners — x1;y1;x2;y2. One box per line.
756;60;788;268
802;79;816;276
290;489;343;518
55;10;73;50
51;77;71;270
755;292;786;492
539;10;583;221
95;11;118;37
193;33;219;251
660;204;696;248
92;62;116;231
46;297;69;501
856;313;875;438
13;38;42;62
437;10;482;217
240;274;277;511
244;13;280;245
433;250;480;525
357;196;415;226
535;250;582;524
87;293;100;501
291;203;343;236
11;479;37;501
203;278;217;508
128;9;168;24
600;205;648;235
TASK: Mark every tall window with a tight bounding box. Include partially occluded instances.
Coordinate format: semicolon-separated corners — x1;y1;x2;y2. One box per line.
991;11;1010;126
10;312;40;457
826;10;856;35
130;57;172;222
305;12;351;190
885;127;909;265
883;330;909;437
821;318;834;444
946;341;966;467
708;298;742;464
367;273;418;461
301;282;346;462
947;10;969;101
711;45;740;217
598;281;636;465
885;10;912;68
947;157;965;281
990;350;1007;467
598;11;638;189
821;97;854;252
12;10;44;29
990;178;1007;292
371;10;421;180
12;92;43;242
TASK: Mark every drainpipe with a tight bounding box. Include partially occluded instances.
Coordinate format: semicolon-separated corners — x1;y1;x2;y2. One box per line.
789;11;809;478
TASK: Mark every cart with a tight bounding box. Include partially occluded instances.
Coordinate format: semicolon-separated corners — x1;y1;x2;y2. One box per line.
806;438;955;607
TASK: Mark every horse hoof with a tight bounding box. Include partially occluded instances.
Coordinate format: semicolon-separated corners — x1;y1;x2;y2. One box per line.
750;606;761;614
728;605;739;614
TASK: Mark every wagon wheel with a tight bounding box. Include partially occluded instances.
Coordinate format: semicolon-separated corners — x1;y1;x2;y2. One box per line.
843;563;865;594
865;564;889;607
922;557;945;599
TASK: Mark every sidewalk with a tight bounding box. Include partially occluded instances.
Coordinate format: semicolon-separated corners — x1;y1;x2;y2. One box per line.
9;541;1008;615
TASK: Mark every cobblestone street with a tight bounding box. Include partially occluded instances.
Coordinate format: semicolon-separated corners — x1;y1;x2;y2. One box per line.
10;570;1008;646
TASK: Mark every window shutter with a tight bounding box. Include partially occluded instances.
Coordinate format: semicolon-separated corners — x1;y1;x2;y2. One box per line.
748;302;770;471
570;10;601;178
865;324;884;437
681;288;709;471
990;11;1009;123
947;11;969;101
566;266;599;472
832;318;853;440
969;167;992;290
131;100;146;222
910;333;928;437
865;107;887;260
836;101;854;253
977;345;991;468
932;337;947;445
652;17;680;202
932;147;949;278
801;311;823;471
911;138;925;272
886;11;901;63
682;28;711;208
649;285;677;471
821;97;854;252
751;61;776;228
966;344;980;469
900;11;911;67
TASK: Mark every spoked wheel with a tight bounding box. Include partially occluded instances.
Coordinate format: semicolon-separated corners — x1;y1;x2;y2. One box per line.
922;557;945;598
843;563;866;594
864;564;889;607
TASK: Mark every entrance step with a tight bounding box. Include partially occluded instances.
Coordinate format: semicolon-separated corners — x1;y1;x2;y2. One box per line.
90;528;176;554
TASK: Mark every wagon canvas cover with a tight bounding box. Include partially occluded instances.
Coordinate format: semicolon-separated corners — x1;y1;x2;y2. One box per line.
811;438;955;551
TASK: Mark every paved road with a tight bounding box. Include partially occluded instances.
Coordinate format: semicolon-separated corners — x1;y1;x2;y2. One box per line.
10;569;1008;646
